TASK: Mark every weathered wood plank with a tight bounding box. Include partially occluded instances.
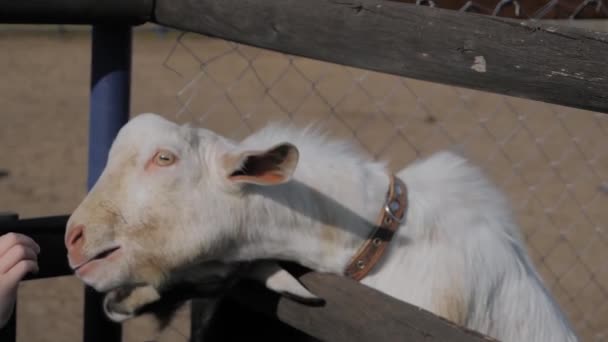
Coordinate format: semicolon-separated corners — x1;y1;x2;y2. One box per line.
220;265;497;342
154;0;608;114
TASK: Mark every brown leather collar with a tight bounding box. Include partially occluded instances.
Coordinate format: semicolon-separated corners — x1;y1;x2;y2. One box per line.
344;175;408;281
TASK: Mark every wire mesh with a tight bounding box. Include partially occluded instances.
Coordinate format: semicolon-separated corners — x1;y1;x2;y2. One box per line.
161;30;608;341
390;0;607;19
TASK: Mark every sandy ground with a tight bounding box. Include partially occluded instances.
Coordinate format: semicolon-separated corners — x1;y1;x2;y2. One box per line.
0;25;606;341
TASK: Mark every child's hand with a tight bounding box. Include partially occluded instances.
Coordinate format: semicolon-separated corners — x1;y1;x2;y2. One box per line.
0;233;40;328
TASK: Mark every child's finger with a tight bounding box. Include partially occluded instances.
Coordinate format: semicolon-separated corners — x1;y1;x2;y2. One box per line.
0;233;40;257
0;244;39;274
3;260;39;285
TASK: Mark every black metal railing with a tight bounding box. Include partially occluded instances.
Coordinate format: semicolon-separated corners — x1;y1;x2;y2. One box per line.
0;213;74;342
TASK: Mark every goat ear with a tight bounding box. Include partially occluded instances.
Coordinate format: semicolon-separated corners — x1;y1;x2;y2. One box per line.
245;261;324;305
224;143;299;186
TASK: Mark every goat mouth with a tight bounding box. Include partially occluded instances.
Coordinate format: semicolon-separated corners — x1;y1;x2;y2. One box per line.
74;246;122;273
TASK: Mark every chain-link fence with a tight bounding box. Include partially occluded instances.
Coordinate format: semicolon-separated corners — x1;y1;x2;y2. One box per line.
390;0;607;19
158;29;608;341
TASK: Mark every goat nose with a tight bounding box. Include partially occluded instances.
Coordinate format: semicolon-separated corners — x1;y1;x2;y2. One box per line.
66;224;85;250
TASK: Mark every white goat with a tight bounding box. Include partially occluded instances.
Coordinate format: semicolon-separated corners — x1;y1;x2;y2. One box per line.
65;113;578;341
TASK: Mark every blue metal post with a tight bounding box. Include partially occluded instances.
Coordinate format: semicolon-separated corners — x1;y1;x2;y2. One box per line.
85;25;132;342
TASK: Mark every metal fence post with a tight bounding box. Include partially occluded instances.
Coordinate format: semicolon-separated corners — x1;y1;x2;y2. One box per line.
85;24;132;342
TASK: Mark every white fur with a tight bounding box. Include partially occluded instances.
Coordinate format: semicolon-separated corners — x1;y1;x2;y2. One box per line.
67;113;578;341
220;121;577;341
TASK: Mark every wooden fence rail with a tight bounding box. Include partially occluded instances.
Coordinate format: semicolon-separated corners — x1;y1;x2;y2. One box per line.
3;0;607;113
153;0;608;114
197;263;497;341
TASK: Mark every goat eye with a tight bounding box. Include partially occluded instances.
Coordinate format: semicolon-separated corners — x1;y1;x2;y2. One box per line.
153;150;176;167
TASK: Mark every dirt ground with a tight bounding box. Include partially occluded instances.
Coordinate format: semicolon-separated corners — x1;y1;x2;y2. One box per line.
0;25;606;341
